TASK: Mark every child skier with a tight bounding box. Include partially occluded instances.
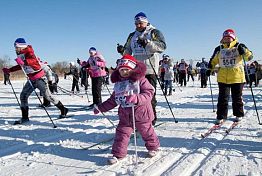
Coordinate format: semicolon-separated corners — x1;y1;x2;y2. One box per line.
93;54;160;165
2;38;68;124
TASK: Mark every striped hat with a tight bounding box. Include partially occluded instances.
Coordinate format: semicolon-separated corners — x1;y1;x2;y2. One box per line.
117;54;137;70
222;29;236;40
14;38;28;48
134;12;148;23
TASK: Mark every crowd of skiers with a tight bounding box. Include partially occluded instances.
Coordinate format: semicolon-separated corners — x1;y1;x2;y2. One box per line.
158;56;209;91
1;11;258;165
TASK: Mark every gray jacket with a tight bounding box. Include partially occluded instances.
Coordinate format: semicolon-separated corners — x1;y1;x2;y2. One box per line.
123;24;166;75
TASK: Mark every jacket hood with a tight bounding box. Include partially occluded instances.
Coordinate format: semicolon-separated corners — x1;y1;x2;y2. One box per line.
111;61;147;83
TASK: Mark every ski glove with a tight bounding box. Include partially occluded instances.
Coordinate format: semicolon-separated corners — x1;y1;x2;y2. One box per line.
48;81;53;86
137;36;148;48
77;58;81;65
117;44;125;54
2;67;10;74
206;69;211;77
238;44;246;55
15;57;24;65
93;104;100;115
125;94;137;104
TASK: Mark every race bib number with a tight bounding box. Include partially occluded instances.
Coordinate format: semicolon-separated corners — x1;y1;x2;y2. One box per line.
179;63;186;71
114;80;140;107
200;63;207;70
219;48;239;68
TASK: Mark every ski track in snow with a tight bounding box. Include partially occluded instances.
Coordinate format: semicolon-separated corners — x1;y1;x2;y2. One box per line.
0;77;262;176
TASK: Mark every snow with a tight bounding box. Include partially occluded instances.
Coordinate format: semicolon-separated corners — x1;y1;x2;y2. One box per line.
0;76;261;176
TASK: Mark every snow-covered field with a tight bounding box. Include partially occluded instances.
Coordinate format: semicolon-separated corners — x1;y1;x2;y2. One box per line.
0;76;261;176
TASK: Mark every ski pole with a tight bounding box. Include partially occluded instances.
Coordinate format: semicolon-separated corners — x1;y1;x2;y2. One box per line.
208;76;215;112
242;56;261;125
71;74;82;86
104;82;112;96
147;56;178;123
93;104;116;129
84;71;91;102
57;85;84;98
20;66;57;128
85;86;91;102
8;79;21;107
130;90;138;166
175;80;183;92
132;104;138;166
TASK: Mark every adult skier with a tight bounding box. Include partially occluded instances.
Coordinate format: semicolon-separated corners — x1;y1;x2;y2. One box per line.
120;12;166;125
177;59;188;87
64;62;80;94
84;47;107;108
196;58;209;88
206;29;253;124
2;38;68;124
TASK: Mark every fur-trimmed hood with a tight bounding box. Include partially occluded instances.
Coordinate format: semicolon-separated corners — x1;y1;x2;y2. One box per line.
111;61;147;83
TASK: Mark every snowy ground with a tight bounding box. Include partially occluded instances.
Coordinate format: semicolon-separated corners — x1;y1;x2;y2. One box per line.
0;76;261;176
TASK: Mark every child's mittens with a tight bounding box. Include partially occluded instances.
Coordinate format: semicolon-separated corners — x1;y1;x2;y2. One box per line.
125;95;137;104
93;104;100;114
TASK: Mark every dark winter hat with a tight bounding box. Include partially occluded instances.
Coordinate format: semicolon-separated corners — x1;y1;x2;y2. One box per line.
134;12;148;23
222;29;236;40
14;38;27;48
163;55;170;60
117;54;137;70
89;47;96;52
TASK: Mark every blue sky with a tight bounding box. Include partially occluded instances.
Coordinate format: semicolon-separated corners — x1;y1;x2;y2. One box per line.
0;0;262;67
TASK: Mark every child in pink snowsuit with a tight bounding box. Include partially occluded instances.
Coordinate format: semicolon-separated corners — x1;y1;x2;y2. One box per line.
94;54;160;164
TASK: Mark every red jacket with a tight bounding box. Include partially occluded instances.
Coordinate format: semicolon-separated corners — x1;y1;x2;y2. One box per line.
10;45;45;80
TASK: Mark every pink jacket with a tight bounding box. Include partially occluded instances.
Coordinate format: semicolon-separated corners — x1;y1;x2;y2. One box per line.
87;52;106;78
97;61;159;158
98;62;155;123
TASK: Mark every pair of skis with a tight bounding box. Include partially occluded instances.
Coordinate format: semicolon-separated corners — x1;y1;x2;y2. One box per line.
80;121;167;150
201;120;239;138
13;114;76;125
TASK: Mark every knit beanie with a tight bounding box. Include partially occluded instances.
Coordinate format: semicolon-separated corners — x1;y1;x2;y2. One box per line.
134;12;148;23
222;29;236;40
117;54;137;70
14;38;28;48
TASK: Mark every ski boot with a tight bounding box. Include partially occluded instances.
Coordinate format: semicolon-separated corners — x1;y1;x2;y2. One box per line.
234;116;243;122
14;107;29;125
215;119;225;125
56;101;68;119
